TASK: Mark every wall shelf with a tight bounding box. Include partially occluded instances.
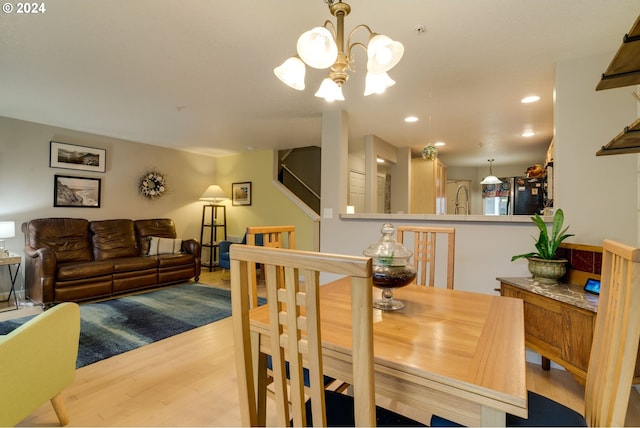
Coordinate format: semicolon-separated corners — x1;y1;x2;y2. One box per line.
595;14;640;156
596;117;640;156
596;15;640;91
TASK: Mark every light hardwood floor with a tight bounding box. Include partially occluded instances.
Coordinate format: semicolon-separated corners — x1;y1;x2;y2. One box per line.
12;270;640;426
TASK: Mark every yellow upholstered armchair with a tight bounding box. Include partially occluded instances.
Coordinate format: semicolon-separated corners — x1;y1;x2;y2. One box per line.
0;302;80;426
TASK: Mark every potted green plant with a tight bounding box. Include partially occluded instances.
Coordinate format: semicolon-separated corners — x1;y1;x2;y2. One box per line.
511;208;574;284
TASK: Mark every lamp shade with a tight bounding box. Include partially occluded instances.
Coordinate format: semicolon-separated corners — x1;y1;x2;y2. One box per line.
274;57;306;90
200;185;227;203
314;78;344;102
297;27;338;69
0;221;15;239
366;34;404;74
364;71;395;96
480;175;502;185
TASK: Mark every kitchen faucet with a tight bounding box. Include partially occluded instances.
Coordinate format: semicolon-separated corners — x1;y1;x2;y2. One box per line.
455;184;470;215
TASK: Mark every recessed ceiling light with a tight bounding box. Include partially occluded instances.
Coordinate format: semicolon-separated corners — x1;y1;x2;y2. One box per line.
377;158;385;163
521;131;536;137
404;116;419;123
521;95;540;104
434;141;446;146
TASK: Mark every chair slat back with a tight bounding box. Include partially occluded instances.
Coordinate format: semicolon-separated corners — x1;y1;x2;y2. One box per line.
584;239;640;427
246;225;296;249
397;226;455;288
230;245;375;427
244;225;296;307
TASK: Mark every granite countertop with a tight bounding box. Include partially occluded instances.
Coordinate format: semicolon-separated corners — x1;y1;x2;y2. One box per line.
497;276;599;312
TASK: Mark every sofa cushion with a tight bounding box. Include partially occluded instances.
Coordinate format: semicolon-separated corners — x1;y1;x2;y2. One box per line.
147;236;183;256
90;219;139;261
23;218;92;263
112;256;158;273
57;261;114;281
134;219;177;256
157;253;194;268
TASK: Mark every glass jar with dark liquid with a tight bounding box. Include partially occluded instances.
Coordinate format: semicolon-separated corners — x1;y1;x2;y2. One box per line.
364;223;416;310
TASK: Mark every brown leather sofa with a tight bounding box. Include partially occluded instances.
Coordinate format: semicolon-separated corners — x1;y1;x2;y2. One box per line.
22;218;201;307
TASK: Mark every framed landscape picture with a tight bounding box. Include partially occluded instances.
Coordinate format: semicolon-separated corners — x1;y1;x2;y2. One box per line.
54;175;101;208
232;182;252;206
50;141;106;173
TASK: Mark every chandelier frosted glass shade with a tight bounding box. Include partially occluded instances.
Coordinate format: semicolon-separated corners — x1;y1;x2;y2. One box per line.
274;57;306;90
366;34;404;74
364;72;395;96
315;78;344;102
296;27;338;69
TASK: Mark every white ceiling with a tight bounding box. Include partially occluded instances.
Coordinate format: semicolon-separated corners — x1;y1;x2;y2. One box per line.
0;1;638;167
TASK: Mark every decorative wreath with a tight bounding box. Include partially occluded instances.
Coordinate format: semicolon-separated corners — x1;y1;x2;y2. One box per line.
139;171;166;198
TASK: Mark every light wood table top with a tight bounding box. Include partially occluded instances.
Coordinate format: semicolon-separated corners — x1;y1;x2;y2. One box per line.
249;278;528;426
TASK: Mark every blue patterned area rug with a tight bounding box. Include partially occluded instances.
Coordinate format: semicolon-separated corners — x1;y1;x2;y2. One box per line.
0;283;253;368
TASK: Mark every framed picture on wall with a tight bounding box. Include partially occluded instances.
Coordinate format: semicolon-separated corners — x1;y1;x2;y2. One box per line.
232;182;252;206
54;175;101;208
50;141;106;173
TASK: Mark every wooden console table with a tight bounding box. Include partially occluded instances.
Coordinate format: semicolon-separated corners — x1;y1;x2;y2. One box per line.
498;276;640;384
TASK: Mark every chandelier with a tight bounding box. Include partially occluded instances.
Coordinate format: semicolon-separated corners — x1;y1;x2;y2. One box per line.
273;0;404;102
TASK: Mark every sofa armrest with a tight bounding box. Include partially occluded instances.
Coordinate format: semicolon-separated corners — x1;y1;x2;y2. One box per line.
24;246;57;275
181;239;201;258
23;246;57;306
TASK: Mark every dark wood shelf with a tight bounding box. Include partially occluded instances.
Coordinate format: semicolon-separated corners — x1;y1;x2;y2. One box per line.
200;205;226;271
595;14;640;156
597;117;640;156
596;15;640;91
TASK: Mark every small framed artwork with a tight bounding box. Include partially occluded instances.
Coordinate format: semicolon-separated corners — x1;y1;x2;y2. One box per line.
50;141;106;173
232;182;252;206
54;175;101;208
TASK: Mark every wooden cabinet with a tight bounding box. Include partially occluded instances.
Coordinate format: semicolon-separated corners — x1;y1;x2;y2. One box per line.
410;158;447;214
499;277;640;384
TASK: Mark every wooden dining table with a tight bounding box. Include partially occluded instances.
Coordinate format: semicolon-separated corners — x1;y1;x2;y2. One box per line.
247;278;528;426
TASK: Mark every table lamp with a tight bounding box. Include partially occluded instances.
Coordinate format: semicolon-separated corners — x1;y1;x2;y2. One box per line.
0;221;15;258
199;185;228;204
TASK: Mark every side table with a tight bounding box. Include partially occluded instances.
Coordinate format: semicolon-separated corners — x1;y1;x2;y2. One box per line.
0;255;21;312
498;276;640;384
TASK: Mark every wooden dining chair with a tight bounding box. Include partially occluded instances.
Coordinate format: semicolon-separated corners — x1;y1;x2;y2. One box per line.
432;239;640;427
245;225;296;308
230;245;424;427
397;225;455;288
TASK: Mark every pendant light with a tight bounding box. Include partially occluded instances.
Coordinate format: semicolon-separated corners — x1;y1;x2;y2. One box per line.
480;159;502;184
422;145;437;160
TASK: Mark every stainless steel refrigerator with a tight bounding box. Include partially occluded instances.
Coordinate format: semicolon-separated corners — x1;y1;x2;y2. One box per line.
483;176;545;215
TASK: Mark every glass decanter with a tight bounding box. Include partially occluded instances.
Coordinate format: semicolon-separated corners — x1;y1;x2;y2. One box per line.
363;223;416;310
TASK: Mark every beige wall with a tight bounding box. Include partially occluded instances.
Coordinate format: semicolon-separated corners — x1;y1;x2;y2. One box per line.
0;116;217;295
555;53;638;245
215;149;317;251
